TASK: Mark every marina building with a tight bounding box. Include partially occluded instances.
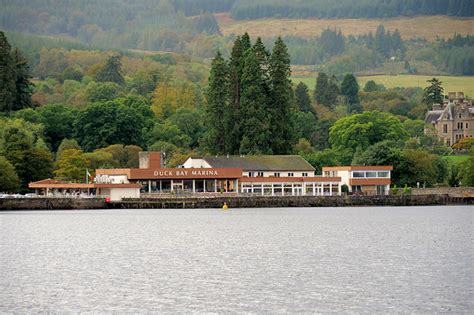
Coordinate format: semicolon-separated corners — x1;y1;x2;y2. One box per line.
29;151;392;200
322;166;392;195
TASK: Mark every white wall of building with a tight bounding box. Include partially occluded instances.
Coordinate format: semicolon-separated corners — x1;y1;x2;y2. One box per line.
182;158;212;168
95;174;129;184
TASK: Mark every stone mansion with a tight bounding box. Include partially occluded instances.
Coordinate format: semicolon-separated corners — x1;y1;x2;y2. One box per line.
425;92;474;146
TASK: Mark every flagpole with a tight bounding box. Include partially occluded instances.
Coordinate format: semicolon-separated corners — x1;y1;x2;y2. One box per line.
86;168;89;184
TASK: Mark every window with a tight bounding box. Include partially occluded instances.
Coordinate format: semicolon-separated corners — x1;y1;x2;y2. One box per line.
366;171;377;178
288;172;294;177
353;171;365;178
274;172;280;177
443;124;448;133
447;139;451;146
377;171;389;178
248;172;253;177
302;172;308;177
459;113;462;118
352;185;362;193
466;123;469;129
460;122;463;129
377;185;386;195
256;172;263;177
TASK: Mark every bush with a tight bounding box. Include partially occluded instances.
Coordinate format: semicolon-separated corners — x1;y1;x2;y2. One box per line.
402;184;412;195
391;184;399;195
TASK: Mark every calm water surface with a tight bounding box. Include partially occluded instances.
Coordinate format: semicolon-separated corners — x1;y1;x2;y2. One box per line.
1;206;472;313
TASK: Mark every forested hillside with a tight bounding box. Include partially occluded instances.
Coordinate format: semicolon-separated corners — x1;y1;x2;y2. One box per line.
230;0;473;19
1;1;474;193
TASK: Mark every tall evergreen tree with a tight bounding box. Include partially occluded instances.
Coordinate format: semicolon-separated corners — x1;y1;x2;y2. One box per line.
0;31;16;112
96;54;125;85
269;37;293;154
205;51;229;154
228;36;246;153
11;48;33;111
341;73;362;113
295;82;314;115
314;72;329;105
240;32;252;51
315;72;338;107
239;50;271;154
327;75;340;106
423;78;444;105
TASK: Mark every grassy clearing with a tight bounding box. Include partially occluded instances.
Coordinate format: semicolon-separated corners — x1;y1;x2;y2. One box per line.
291;75;474;97
216;13;474;41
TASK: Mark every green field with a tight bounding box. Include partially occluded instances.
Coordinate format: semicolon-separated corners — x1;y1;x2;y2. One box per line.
291;75;474;97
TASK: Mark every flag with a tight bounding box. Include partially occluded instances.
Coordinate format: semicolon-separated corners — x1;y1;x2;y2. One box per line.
86;169;93;183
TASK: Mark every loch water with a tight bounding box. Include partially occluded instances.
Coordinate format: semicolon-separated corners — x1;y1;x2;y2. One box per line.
1;206;472;313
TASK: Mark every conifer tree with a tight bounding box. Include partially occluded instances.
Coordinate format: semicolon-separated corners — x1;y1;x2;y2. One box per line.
295;82;314;114
315;72;338;107
341;73;362;113
240;32;251;51
314;72;329;105
96;54;125;85
228;36;246;153
269;37;293;154
423;78;444;106
327;75;340;106
205;51;229;154
12;49;33;111
239;50;271;154
0;31;16;112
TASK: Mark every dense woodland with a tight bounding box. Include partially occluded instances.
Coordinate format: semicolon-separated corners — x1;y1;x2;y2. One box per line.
1;0;473;75
1;29;473;193
0;1;473;193
230;0;473;19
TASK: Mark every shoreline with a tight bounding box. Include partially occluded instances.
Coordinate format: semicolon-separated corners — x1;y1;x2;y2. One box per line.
1;194;472;211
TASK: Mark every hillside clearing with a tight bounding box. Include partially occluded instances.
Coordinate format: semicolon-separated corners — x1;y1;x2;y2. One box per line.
291;75;474;97
216;13;474;41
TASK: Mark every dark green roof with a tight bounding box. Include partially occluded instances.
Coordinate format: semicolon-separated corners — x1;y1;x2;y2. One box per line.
203;155;315;172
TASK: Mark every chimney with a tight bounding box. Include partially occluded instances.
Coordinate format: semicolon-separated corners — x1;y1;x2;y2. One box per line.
139;151;162;169
432;104;441;111
448;92;456;100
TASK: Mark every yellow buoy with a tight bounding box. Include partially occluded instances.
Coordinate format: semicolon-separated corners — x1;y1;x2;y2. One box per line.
222;202;229;210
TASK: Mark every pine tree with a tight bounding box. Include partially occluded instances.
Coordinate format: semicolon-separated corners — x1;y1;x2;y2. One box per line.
341;73;362;113
295;82;314;115
239;50;271;154
423;78;444;105
205;51;229;154
315;72;338;107
11;48;33;111
228;36;246;153
314;72;329;105
240;32;251;51
0;31;16;112
96;54;125;85
327;75;340;106
253;37;270;76
269;37;293;154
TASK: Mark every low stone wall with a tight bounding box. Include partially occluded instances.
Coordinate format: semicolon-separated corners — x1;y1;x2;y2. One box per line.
114;194;472;209
412;187;474;197
0;198;106;211
1;195;472;211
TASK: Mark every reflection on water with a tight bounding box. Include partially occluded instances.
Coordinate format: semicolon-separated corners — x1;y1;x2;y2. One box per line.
0;206;472;313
